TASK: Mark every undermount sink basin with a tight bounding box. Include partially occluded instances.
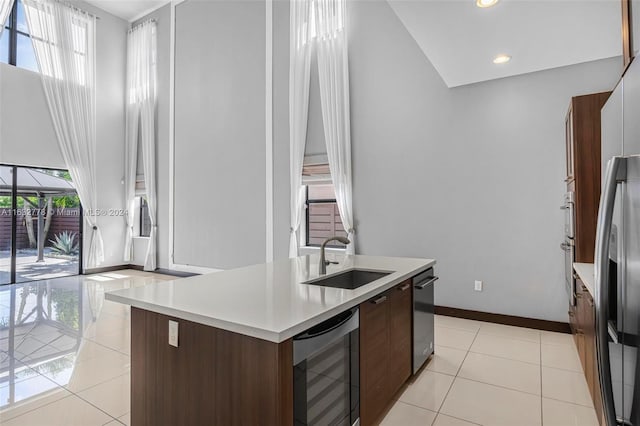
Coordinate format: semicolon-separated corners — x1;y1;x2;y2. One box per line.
303;269;392;290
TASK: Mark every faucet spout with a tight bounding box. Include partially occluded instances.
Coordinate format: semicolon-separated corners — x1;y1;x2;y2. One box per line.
319;236;351;275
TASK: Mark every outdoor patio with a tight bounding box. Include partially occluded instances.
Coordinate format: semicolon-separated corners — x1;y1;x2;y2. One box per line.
0;249;79;284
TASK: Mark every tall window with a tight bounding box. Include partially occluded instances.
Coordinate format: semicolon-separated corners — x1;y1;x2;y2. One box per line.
303;162;346;248
0;0;38;72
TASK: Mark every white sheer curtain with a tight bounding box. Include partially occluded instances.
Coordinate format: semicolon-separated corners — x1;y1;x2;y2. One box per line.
289;0;314;258
126;21;157;270
24;0;104;267
315;0;355;254
0;0;13;34
123;100;138;262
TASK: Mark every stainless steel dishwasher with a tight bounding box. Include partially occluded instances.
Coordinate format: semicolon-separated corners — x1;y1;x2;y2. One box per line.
413;268;438;373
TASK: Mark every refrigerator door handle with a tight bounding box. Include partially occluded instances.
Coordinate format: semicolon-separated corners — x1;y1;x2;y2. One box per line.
595;156;627;426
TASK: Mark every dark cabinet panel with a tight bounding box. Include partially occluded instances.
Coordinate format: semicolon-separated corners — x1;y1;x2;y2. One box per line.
572;279;603;425
130;308;293;426
565;92;611;263
360;280;413;426
360;291;390;426
388;281;412;396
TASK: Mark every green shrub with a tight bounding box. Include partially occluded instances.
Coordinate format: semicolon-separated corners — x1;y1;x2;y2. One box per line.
49;231;79;256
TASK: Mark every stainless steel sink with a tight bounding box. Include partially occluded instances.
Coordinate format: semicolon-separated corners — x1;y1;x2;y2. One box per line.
303;269;392;290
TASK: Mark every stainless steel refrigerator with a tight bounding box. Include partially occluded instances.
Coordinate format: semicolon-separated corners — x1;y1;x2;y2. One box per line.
597;56;640;426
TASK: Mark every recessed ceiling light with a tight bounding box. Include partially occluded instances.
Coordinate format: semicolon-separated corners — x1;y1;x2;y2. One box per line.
476;0;499;8
493;54;511;64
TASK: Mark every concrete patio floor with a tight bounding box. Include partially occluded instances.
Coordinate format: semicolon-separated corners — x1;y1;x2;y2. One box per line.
0;250;79;284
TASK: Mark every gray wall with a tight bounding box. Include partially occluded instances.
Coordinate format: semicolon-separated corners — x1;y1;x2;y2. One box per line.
346;0;620;322
172;0;266;269
0;1;128;269
273;0;291;261
138;0;618;323
0;64;63;168
85;2;129;268
132;4;171;268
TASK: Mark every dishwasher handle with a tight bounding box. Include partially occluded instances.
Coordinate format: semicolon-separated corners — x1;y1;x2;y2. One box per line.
415;276;439;289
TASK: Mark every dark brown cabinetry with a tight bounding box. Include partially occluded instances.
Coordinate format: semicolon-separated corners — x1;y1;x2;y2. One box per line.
565;92;611;263
130;274;421;426
359;280;413;426
130;308;293;426
572;279;603;424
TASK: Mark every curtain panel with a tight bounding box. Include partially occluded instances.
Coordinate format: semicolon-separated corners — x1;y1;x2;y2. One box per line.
23;0;104;267
289;0;314;258
315;0;355;254
125;20;157;271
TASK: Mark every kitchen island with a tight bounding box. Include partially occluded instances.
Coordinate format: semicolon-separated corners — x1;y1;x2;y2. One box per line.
106;254;436;425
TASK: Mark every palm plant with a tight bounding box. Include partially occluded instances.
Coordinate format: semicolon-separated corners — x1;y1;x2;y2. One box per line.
49;231;79;256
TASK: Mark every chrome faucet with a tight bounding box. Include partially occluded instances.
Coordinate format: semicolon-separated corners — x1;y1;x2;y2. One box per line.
319;236;351;275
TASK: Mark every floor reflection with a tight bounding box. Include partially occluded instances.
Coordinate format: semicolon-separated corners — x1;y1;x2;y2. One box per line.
0;270;174;425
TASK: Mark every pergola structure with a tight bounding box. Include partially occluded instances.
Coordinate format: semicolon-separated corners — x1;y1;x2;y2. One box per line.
0;167;77;262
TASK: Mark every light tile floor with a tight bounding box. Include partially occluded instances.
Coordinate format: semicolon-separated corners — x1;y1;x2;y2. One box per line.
381;315;600;426
0;269;174;425
0;272;598;426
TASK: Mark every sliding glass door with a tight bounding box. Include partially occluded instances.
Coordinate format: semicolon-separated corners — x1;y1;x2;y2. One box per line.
0;165;82;285
0;166;13;285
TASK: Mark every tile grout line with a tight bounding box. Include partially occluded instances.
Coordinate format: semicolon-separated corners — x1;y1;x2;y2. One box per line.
430;324;482;425
542;395;596;409
465;348;541;367
452;375;543;398
1;362;122;425
81;335;130;358
70;371;130;417
4;339;130;423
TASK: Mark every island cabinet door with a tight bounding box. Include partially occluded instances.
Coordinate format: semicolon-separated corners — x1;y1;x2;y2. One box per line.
388;280;413;396
359;280;413;426
360;290;391;425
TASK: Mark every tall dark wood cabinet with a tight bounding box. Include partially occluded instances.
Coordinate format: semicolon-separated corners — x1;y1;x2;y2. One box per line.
566;92;610;426
565;92;611;263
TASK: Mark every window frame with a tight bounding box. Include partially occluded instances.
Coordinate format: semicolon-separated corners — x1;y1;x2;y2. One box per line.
304;185;345;248
4;0;33;67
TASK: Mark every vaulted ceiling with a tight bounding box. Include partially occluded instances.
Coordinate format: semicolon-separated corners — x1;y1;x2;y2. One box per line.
387;0;622;87
84;0;623;87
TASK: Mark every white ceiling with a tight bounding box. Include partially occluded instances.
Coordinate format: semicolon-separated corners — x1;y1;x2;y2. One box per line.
387;0;622;87
84;0;169;22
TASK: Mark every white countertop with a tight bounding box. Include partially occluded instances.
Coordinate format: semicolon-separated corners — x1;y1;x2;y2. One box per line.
573;262;595;297
106;254;436;343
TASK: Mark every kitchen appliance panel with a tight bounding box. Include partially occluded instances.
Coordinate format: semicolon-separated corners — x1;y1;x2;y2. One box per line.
562;191;576;307
596;53;640;426
565;192;576;239
622;159;640;424
413;269;437;374
563;238;576;306
596;156;640;425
